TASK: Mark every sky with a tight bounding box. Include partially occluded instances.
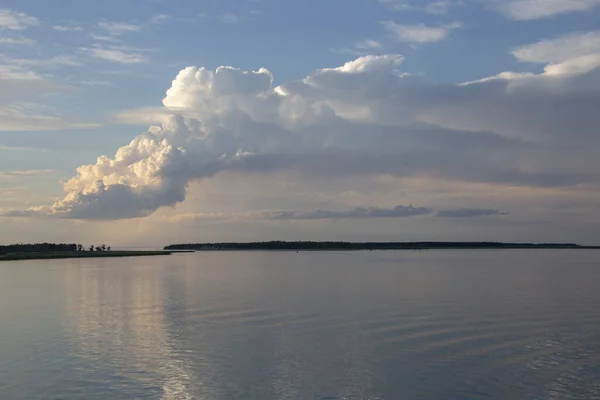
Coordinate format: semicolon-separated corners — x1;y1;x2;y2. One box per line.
1;0;600;247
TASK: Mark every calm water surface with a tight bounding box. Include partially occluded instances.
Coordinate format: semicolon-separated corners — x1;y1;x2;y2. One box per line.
1;250;600;399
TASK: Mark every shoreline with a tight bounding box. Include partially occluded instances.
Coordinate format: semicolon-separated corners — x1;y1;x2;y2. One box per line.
165;241;600;252
0;250;172;262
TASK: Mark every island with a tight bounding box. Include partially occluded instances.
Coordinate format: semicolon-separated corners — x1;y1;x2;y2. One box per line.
165;241;600;251
0;243;172;261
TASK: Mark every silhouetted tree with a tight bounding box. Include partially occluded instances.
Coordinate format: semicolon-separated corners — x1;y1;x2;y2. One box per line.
77;244;83;252
101;244;106;251
95;246;102;252
107;246;111;251
89;245;94;252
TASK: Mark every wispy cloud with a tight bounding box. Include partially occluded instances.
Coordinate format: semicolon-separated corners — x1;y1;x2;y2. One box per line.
379;0;411;11
171;205;433;223
90;34;121;43
379;0;463;14
383;21;462;44
437;209;508;218
98;21;143;36
494;0;600;20
0;169;55;179
0;104;99;131
220;13;240;24
149;14;170;24
83;45;149;64
0;9;39;31
0;35;35;45
5;54;83;68
0;144;47;152
512;30;600;64
333;39;384;56
77;79;116;87
424;0;462;14
52;25;83;32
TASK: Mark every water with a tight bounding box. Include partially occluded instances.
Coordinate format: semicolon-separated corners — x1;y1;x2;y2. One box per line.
1;250;600;400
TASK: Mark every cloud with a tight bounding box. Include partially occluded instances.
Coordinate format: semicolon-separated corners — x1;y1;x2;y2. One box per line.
169;205;432;222
263;205;433;220
0;144;47;152
0;64;52;97
83;46;148;64
0;169;55;180
90;34;121;43
512;30;600;64
97;21;143;36
0;104;99;131
333;40;384;56
437;208;508;217
149;14;170;24
355;40;383;50
494;0;600;20
379;0;463;14
0;35;34;45
220;13;240;24
379;0;411;11
383;21;462;44
0;9;39;30
53;25;83;32
424;0;462;14
8;41;600;220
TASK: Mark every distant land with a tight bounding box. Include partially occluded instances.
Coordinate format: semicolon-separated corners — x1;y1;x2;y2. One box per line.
0;243;172;262
0;250;173;262
165;241;600;251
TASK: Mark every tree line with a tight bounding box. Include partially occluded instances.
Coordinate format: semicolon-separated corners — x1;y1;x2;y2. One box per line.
0;243;111;254
165;241;582;251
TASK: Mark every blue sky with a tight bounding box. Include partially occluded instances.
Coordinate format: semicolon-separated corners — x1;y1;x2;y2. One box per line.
2;0;600;245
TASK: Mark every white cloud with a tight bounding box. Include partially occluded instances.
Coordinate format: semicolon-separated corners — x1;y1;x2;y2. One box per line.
83;46;148;64
0;35;34;45
149;14;170;24
6;44;600;220
0;144;46;152
424;0;460;14
0;9;39;30
0;104;99;131
512;30;600;63
220;13;240;24
379;0;462;14
383;21;462;44
333;40;384;56
379;0;411;11
53;25;83;32
0;169;55;178
77;79;116;87
355;40;383;50
97;21;143;36
48;55;83;67
495;0;600;20
90;34;121;42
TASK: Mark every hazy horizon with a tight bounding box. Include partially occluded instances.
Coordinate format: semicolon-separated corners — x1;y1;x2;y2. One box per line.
2;0;600;246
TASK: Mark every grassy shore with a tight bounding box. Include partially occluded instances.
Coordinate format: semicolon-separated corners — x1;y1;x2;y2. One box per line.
0;250;172;262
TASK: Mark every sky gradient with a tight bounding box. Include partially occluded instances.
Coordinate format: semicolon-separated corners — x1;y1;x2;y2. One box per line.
1;0;600;246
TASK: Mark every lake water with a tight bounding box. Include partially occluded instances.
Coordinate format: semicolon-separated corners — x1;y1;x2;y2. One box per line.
1;250;600;400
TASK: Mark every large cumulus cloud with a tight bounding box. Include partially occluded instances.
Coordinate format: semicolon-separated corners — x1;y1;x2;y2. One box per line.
4;42;600;220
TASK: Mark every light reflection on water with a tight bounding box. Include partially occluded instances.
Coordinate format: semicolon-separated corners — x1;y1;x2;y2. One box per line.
1;250;600;399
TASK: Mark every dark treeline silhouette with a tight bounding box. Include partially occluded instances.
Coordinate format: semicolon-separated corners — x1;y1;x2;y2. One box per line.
0;243;111;254
165;241;589;251
0;243;78;254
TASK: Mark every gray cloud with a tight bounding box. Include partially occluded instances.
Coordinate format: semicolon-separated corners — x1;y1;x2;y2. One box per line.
437;209;509;218
264;205;433;220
